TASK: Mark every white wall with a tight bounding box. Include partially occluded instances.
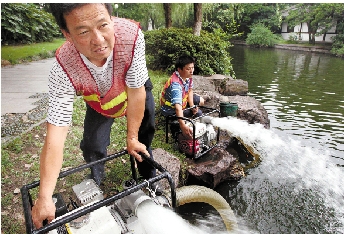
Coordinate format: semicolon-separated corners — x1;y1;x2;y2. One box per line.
280;22;337;42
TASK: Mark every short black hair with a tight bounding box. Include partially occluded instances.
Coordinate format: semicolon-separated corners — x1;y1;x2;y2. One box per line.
49;3;113;32
175;55;195;71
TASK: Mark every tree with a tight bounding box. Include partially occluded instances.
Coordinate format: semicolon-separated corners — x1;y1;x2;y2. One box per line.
1;3;59;44
202;3;286;39
171;3;194;28
193;3;202;36
286;3;320;45
314;3;344;41
286;3;344;45
163;3;172;28
117;3;164;31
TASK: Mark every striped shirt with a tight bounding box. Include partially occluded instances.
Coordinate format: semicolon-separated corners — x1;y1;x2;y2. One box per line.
47;30;149;126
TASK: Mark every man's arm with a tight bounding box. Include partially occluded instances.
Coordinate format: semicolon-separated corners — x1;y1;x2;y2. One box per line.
188;88;199;115
126;86;150;161
32;123;69;228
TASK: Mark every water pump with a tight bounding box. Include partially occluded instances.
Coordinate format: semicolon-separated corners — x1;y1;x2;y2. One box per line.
21;150;178;234
166;106;220;159
21;151;237;234
47;179;170;234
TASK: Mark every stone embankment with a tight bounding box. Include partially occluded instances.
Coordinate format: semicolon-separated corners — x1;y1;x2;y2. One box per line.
231;40;334;55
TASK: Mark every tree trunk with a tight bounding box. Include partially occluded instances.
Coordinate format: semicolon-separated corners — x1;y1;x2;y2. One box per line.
193;3;202;36
163;3;172;28
308;32;312;44
311;32;316;45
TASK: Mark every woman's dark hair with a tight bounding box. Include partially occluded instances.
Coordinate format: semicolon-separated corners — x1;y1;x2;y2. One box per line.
49;3;113;32
175;55;195;71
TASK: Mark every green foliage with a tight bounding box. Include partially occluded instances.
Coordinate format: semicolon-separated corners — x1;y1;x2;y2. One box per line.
2;137;23;154
331;34;344;57
203;3;287;39
246;23;280;47
1;3;60;45
286;3;344;45
1;149;13;172
144;27;235;77
117;3;165;30
288;32;300;43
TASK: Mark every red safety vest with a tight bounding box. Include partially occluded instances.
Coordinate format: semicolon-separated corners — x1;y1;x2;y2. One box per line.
55;17;140;118
160;72;190;109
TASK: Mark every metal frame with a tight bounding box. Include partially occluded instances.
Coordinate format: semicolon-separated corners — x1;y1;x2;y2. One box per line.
165;106;221;159
21;150;176;234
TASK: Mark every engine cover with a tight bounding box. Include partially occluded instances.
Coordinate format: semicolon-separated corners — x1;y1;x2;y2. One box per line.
178;134;200;156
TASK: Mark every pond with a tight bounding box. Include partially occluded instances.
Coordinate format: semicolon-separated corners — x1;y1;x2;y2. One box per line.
229;45;344;166
180;46;344;234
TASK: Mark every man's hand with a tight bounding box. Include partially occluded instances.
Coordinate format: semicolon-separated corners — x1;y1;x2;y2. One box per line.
126;137;150;162
32;197;56;229
180;123;193;139
192;106;199;116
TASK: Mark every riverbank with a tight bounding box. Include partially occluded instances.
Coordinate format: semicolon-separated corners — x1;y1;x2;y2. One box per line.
231;40;334;55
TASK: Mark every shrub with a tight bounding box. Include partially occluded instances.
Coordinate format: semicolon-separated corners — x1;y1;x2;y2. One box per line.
331;34;344;57
288;32;300;43
246;23;279;47
1;3;60;45
144;27;235;77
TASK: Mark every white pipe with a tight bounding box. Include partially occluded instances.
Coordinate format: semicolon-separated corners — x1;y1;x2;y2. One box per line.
175;185;238;232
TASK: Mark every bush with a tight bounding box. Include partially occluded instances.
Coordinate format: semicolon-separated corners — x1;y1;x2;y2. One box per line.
288;32;300;43
246;23;279;47
1;3;60;44
144;28;235;77
331;34;344;57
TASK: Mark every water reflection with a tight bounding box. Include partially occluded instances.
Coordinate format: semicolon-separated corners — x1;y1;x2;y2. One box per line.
229;46;344;165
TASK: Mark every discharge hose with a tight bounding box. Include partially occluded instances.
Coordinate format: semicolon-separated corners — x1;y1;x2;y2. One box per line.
175;185;238;232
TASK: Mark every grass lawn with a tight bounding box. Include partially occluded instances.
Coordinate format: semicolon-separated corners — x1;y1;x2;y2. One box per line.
1;38;65;64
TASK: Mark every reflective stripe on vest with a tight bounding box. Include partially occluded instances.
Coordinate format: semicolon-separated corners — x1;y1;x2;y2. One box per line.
55;17;139;118
83;91;127;111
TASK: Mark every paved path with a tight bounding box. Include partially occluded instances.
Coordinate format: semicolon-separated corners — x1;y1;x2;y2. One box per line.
1;58;55;115
1;58;56;142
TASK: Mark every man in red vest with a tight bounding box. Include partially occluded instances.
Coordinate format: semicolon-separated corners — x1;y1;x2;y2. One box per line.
32;3;157;228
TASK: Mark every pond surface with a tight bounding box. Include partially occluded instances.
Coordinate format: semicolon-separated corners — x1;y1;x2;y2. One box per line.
229;45;344;166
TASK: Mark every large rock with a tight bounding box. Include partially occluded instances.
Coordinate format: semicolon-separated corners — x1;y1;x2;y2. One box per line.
185;147;244;188
193;74;270;129
220;95;270;129
194;74;248;96
152;148;181;191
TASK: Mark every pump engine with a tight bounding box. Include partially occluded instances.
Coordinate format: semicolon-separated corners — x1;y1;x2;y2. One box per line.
171;121;217;158
48;179;170;234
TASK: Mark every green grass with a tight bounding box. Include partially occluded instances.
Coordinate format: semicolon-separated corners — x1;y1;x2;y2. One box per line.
1;38;65;64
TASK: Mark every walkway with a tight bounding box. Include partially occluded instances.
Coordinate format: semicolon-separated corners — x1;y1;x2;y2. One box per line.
1;58;55;142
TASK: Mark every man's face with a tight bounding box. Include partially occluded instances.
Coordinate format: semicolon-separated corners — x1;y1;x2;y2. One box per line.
178;63;194;80
61;4;115;67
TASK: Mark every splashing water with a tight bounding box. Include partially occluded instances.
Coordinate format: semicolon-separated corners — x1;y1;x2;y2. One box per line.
136;200;230;234
211;117;344;233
